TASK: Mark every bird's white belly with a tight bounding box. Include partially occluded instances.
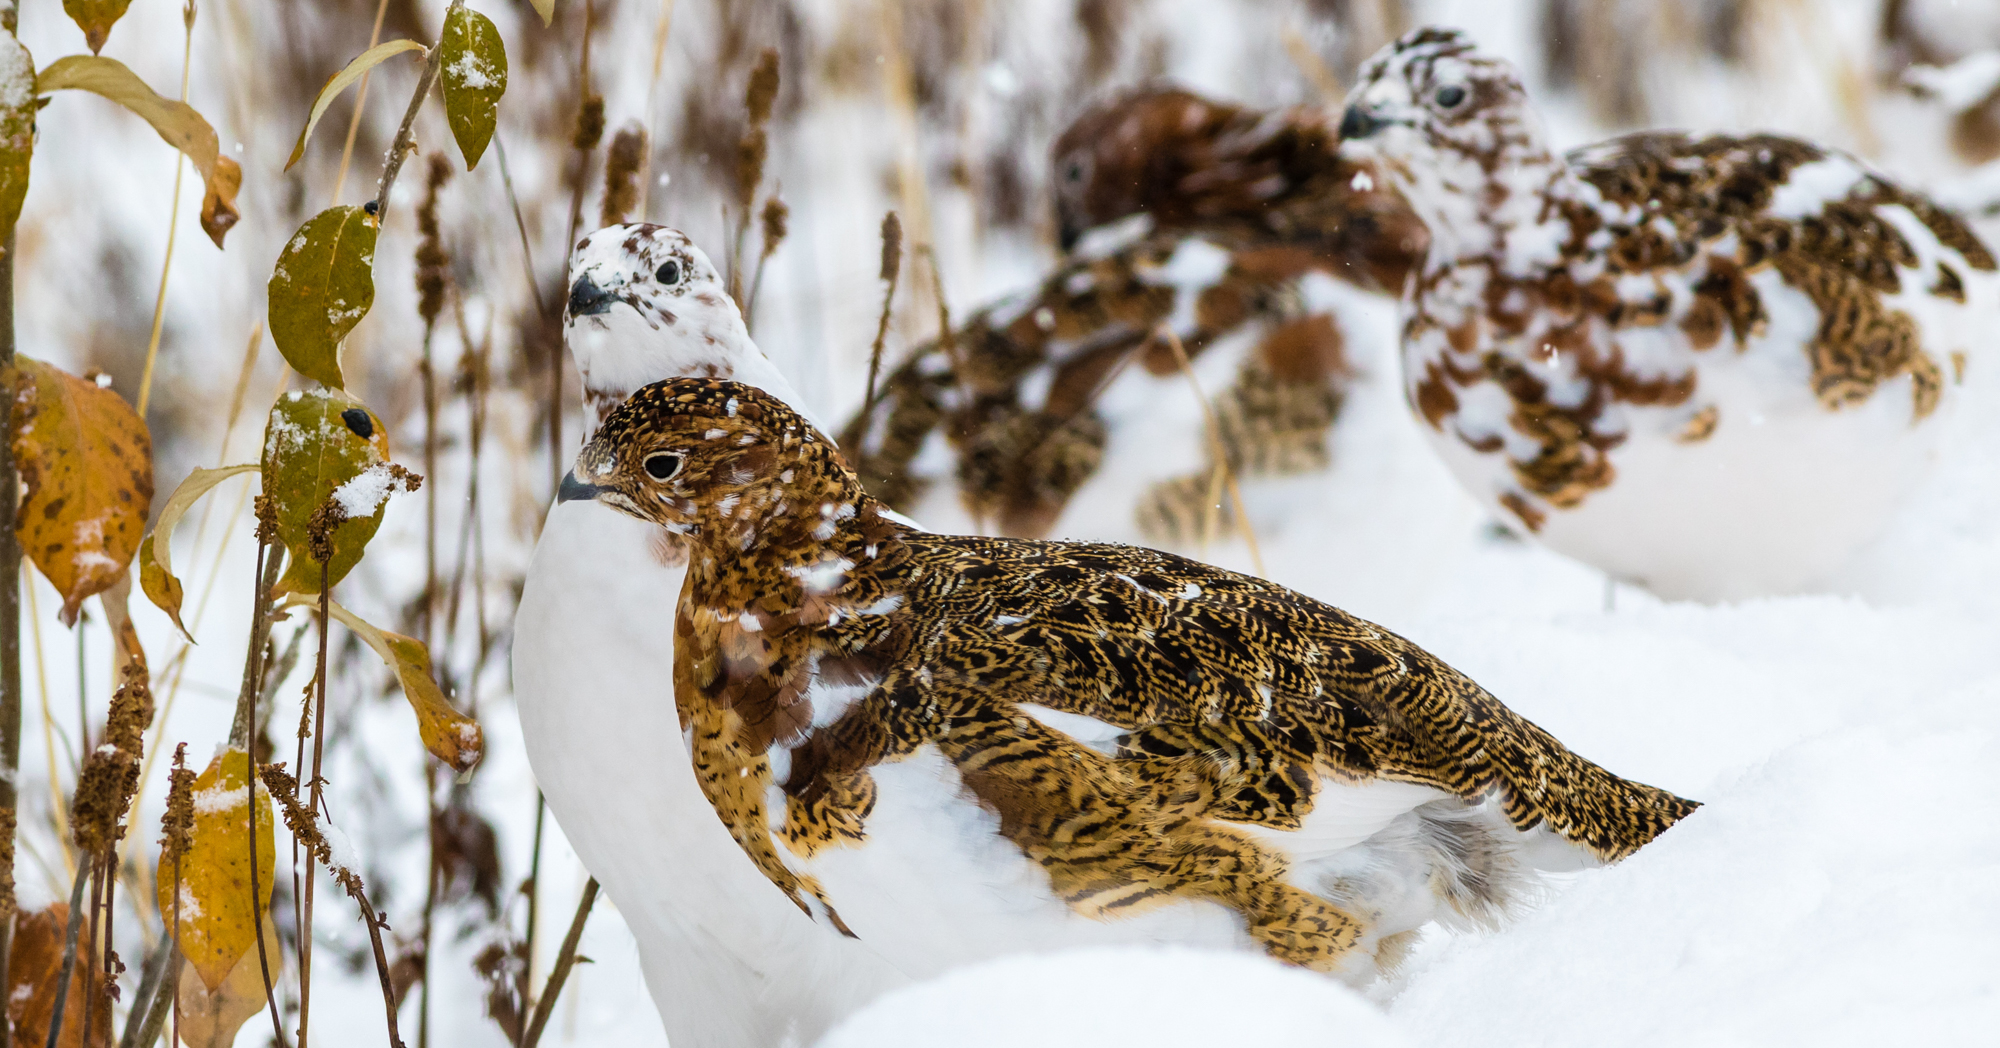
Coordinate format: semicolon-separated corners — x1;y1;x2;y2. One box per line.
798;746;1254;975
515;501;905;1047
1419;277;1951;601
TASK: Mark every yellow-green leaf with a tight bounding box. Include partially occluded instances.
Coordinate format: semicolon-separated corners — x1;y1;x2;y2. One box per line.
201;154;242;248
62;0;134;54
440;4;508;169
530;0;555;27
307;596;484;776
156;748;275;992
260;389;396;594
285;39;426;170
6;358;154;627
268;206;377;389
174;915;279;1048
0;36;33;242
141;462;258;641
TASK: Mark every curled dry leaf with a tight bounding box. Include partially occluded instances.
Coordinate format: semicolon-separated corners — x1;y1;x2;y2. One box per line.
6;904;112;1048
200;155;242;248
262;389;399;593
268;205;377;389
299;595;484;775
174;915;280;1048
62;0;135;54
0;35;33;243
155;748;275;992
140;463;258;641
34;56;239;247
6;357;154;626
440;3;509;169
285;38;427;170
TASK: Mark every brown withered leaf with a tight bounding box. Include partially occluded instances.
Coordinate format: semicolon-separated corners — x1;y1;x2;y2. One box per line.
309;596;484;775
267;206;377;389
62;0;134;54
440;4;508;168
6;904;113;1047
174;916;280;1048
6;357;153;626
200;155;241;248
156;748;275;991
0;35;33;243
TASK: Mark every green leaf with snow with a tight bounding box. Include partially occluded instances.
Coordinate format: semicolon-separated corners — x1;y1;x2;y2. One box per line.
6;357;154;627
0;35;33;243
268;205;376;390
261;388;411;595
440;4;508;169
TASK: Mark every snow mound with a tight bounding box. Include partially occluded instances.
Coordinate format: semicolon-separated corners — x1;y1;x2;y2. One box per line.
815;946;1412;1048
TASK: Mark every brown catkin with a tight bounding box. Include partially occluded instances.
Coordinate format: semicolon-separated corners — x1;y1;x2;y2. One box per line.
573;93;606;151
760;196;790;259
745;47;781;127
735;126;768;211
879;211;903;283
415;154;453;327
601;125;648;226
160;744;194;867
71;665;154;855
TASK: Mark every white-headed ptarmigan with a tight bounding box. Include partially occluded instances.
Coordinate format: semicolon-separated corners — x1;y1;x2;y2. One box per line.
512;224;906;1048
1338;27;1998;601
561;376;1698;985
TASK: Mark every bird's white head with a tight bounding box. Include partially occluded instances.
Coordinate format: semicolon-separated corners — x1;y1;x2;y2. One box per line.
1337;28;1566;270
564;223;817;431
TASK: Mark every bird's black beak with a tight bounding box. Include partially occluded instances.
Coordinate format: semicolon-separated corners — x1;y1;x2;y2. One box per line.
567;274;615;317
557;471;605;504
1339;105;1391;140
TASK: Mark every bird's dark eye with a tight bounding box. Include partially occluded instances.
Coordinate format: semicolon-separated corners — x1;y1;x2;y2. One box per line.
656;260;681;285
1434;85;1467;109
643;453;683;480
1065;160;1085;183
340;408;374;439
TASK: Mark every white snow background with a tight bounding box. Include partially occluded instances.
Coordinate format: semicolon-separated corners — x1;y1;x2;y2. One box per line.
7;0;2000;1045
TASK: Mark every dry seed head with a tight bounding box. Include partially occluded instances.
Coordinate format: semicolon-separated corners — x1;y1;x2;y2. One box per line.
880;212;903;283
160;743;195;867
601;124;649;226
746;48;781;127
415;154;454;327
736;126;768;211
72;667;152;854
760;195;790;258
574;94;607;151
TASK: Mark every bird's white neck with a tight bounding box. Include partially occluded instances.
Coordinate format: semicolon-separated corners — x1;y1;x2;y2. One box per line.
569;314;827;435
1373;116;1581;290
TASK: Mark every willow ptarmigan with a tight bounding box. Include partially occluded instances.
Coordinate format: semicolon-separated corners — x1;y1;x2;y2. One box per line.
563;376;1698;983
513;224;906;1048
1338;27;1998;601
844;87;1423;547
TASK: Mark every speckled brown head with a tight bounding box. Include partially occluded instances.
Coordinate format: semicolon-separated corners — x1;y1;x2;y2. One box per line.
563;378;858;555
1050;88;1251;250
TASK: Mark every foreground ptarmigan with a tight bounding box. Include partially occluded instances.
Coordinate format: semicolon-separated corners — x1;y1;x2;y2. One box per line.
563;377;1699;983
1339;27;1998;601
512;225;905;1048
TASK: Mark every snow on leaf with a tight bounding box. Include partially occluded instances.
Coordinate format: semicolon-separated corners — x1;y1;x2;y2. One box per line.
440;4;508;169
141;463;258;641
61;0;135;54
267;205;377;389
260;388;397;594
5;357;153;626
0;35;33;243
156;748;275;993
284;38;427;170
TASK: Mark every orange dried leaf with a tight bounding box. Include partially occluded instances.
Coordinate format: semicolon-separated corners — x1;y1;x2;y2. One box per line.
201;155;242;248
267;205;377;389
6;357;154;626
6;904;111;1047
174;916;279;1048
62;0;134;54
156;748;275;992
319;598;484;775
260;390;395;593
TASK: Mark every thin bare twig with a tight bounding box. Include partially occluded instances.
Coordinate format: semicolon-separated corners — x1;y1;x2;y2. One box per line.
371;12;450;229
136;2;199;416
330;0;395;206
40;861;91;1048
521;878;599;1048
863;213;904;417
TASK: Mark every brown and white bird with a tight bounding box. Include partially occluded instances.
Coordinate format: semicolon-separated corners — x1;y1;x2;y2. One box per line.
848;86;1426;548
1338;27;1998;600
563;377;1698;983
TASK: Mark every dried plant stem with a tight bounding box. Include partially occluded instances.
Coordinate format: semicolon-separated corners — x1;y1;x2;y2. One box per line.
1158;327;1265;577
636;0;679;217
41;861;90;1048
248;756;286;1048
0;228;24;1048
116;935;174;1048
556;0;602;499
231;542;284;749
491;138;549;321
330;0;394;206
863;214;903;417
518;791;545;1031
372;21;449;229
1280;24;1344;100
135;10;198;417
521;878;598;1048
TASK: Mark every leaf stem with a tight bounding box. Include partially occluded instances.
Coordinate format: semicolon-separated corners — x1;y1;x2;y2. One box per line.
521;877;597;1048
329;0;394;207
297;566;332;1047
372;8;452;230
